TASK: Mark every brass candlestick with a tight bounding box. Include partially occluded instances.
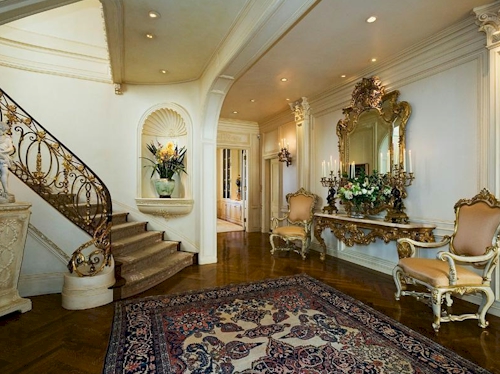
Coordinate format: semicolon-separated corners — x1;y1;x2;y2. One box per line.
320;171;341;214
384;164;415;224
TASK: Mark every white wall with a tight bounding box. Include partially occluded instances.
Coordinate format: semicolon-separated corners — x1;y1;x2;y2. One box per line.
261;17;499;314
0;64;211;297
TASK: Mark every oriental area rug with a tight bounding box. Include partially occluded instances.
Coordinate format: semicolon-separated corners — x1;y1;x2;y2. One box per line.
103;274;490;374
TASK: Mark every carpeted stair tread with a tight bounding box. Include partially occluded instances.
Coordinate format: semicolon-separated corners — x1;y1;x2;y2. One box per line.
114;241;179;270
111;231;164;257
110;221;148;241
121;251;195;298
111;212;129;225
108;212;194;299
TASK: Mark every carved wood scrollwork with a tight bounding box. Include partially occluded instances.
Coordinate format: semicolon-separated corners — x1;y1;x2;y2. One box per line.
314;213;435;260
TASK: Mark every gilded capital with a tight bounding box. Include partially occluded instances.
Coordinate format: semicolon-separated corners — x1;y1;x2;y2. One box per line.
474;2;500;47
289;97;310;122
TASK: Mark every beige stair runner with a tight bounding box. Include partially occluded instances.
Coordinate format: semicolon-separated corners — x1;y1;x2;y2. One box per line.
110;212;196;299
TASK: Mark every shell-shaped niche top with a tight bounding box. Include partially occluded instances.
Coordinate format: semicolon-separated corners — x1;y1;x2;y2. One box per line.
142;107;187;137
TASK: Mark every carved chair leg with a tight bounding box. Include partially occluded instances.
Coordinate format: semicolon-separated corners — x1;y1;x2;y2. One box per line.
444;293;453;307
431;289;444;332
300;238;307;260
392;266;404;300
478;287;495;328
269;234;277;255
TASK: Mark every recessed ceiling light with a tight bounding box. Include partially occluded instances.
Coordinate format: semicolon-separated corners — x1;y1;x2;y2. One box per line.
341;74;346;78
149;10;161;19
146;33;154;39
160;69;168;74
233;111;238;114
250;99;256;102
281;78;288;82
286;98;290;101
371;58;377;62
366;16;377;23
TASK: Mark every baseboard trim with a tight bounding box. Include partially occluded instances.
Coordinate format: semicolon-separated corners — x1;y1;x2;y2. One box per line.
18;272;64;297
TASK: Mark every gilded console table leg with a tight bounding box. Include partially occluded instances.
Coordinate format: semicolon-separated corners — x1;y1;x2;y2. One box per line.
314;217;329;261
0;202;32;317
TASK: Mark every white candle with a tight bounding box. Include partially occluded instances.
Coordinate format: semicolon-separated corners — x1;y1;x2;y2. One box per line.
380;152;383;174
334;159;337;175
409;150;413;173
403;150;407;172
322;160;325;177
278;141;281;149
330;155;333;172
327;161;330;176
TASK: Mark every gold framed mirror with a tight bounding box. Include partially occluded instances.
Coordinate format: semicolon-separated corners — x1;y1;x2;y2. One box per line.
337;76;411;176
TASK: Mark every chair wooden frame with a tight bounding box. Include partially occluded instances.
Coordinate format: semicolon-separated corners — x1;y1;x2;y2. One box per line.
393;188;500;332
270;188;318;260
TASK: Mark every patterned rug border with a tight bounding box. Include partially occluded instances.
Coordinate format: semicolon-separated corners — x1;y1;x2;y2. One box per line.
104;273;492;374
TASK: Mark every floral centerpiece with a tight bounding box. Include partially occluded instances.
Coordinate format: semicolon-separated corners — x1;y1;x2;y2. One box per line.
337;171;391;217
144;140;187;179
143;140;187;198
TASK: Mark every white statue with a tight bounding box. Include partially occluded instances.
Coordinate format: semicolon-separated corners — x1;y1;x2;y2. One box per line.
0;121;14;202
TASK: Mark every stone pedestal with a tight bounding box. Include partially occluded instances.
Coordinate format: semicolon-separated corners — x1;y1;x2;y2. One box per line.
62;256;115;310
0;202;32;317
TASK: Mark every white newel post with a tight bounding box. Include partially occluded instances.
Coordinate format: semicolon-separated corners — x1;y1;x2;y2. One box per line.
0;202;32;317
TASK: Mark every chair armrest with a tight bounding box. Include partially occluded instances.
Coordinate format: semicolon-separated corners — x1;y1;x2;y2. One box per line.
397;236;451;258
271;215;288;230
438;246;499;285
438;246;497;264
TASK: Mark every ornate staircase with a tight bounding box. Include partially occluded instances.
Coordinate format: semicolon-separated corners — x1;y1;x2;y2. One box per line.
110;212;196;299
0;87;196;302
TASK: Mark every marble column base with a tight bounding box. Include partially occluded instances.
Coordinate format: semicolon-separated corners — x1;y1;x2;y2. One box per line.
0;202;32;317
62;257;115;310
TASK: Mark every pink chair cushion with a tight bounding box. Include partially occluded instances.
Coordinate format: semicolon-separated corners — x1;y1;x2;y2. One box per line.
288;195;314;222
453;203;500;256
398;258;483;287
273;226;306;238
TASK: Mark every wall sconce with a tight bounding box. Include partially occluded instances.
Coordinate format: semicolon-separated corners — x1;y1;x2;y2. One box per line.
278;138;292;167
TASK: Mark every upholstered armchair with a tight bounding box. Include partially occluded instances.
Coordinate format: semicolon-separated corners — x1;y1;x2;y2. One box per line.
269;188;318;260
393;188;500;332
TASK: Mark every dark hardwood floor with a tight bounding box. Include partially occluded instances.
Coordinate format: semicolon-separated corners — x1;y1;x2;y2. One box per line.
1;231;499;373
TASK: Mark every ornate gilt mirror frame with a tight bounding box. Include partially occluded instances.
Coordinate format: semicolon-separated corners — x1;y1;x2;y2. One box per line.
336;76;412;218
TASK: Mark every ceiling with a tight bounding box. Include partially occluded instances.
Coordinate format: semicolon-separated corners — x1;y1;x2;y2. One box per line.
0;0;495;124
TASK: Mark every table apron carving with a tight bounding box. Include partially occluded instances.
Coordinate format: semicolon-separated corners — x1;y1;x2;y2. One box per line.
314;213;435;260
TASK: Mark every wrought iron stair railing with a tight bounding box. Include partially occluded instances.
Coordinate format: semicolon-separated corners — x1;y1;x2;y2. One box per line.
0;88;112;276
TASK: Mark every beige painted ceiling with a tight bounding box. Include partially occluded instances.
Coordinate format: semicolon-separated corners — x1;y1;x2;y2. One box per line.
0;0;495;124
100;0;493;123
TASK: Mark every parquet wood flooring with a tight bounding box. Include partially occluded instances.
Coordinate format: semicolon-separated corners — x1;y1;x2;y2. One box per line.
1;231;499;373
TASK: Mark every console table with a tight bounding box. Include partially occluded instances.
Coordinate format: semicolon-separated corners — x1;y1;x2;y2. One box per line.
314;213;436;260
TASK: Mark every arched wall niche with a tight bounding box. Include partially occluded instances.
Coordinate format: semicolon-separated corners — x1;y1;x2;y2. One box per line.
135;103;193;216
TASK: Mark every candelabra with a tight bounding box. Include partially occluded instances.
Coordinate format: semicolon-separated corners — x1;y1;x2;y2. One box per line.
384;164;415;224
320;171;342;214
278;146;292;166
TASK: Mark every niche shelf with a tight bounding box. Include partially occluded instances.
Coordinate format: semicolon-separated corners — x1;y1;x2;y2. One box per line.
135;197;194;218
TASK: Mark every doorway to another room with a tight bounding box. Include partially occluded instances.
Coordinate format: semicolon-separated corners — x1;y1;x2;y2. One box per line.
217;148;247;233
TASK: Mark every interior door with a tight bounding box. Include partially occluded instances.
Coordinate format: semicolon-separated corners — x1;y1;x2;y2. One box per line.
241;149;247;230
270;158;280;229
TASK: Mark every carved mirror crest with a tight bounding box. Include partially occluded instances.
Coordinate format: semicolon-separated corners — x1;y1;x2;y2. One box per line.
336;76;413;222
337;76;411;176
